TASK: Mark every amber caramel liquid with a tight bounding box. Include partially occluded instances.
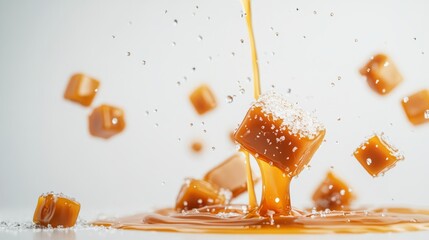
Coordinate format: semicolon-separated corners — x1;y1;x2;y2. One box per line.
92;0;429;234
94;206;429;234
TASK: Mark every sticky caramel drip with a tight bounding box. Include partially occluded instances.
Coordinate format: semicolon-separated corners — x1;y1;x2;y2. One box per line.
241;150;257;210
241;0;261;99
257;160;292;216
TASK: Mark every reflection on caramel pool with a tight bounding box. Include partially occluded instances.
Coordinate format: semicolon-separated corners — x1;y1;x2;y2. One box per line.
93;206;429;234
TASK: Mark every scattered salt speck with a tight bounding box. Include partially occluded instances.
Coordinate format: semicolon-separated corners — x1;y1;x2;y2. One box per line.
330;82;335;87
176;81;181;86
198;35;203;41
112;35;116;39
127;52;131;56
424;110;429;119
330;12;334;17
337;76;342;80
292;147;298;152
240;39;244;43
172;41;176;46
337;117;341;121
313;10;317;15
275;197;280;203
226;95;234;103
190;123;194;127
142;60;146;65
354;38;359;42
239;88;245;94
340;189;346;195
155;123;159;127
173;19;178;25
111;118;118;125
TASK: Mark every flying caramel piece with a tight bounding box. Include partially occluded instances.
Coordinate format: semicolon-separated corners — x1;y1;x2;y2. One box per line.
360;54;403;95
353;133;404;177
191;140;203;153
189;84;217;115
401;89;429;125
312;171;355;211
234;91;325;215
204;153;256;198
234;91;325;176
33;192;80;228
89;104;126;139
175;178;226;212
64;73;100;106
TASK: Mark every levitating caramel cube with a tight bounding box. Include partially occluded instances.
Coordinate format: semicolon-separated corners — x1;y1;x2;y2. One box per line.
401;89;429;125
191;141;203;153
33;192;80;228
353;134;404;177
359;54;403;95
64;73;100;106
312;171;355;211
175;178;225;211
204;153;255;198
234;91;326;177
89;104;125;139
189;84;217;115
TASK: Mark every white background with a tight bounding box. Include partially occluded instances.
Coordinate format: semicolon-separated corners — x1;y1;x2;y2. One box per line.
1;0;429;239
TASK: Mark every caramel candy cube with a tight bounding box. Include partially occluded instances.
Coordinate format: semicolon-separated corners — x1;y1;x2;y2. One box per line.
64;73;100;106
189;84;217;115
401;89;429;125
175;178;225;211
312;171;355;211
359;54;403;95
353;134;404;177
33;192;80;228
89;104;125;139
204;153;254;198
234;91;326;177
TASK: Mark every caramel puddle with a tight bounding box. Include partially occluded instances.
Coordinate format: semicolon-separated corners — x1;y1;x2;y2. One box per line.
93;205;429;234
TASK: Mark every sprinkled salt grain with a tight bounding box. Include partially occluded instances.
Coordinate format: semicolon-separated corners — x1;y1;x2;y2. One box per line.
254;91;325;139
425;110;429;119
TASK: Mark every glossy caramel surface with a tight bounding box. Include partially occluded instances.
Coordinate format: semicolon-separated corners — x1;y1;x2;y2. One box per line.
234;106;325;176
88;104;126;139
189;84;217;115
33;193;80;228
360;54;403;95
312;171;355;211
175;179;225;211
64;73;99;106
203;153;252;198
353;134;403;177
94;205;429;234
401;89;429;125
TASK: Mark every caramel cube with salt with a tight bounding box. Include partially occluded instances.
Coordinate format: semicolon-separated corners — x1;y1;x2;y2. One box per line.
175;179;225;211
33;192;80;228
312;171;355;211
204;153;255;198
401;89;429;125
234;91;325;176
89;104;125;139
64;73;100;106
189;84;217;115
360;54;403;95
353;134;404;177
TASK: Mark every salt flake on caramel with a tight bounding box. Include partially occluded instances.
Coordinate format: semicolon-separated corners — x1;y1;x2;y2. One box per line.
359;54;403;95
353;133;404;177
